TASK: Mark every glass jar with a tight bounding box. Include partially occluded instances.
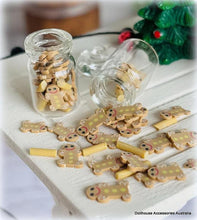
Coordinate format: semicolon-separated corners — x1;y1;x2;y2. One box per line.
90;39;159;107
24;28;78;118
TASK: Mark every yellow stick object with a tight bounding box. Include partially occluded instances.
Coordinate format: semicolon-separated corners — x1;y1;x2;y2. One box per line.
153;118;177;130
37;93;48;111
117;141;148;158
61;108;72;112
115;85;124;102
36;80;47;92
30;148;57;157
57;78;72;90
115;169;135;180
82;143;108;156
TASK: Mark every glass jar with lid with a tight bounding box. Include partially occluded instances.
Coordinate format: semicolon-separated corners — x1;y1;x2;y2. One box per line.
24;28;78;118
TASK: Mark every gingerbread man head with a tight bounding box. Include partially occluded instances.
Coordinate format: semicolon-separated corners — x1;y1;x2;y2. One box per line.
106;108;117;120
58;144;77;157
147;167;159;178
86;185;101;200
77;126;89;136
46;84;59;94
160;111;172;119
66;132;78;142
140;143;153;151
87;133;98;142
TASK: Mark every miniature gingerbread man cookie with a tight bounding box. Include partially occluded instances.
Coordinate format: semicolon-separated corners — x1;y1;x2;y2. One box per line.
87;132;119;149
121;152;151;172
124;115;140;124
147;163;186;182
118;127;141;138
139;133;172;154
167;129;197;150
86;181;131;203
56;144;83;168
116;121;128;131
88;155;123;175
105;103;143;122
76;109;109;136
45;84;69;111
20;120;48;133
117;118;148;131
160;106;191;120
48;123;78;142
105;120;119;129
134;173;155;188
116;63;145;89
131;118;148;128
183;159;197;169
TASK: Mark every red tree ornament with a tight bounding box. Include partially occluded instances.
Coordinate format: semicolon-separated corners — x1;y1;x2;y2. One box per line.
153;30;162;39
118;31;132;43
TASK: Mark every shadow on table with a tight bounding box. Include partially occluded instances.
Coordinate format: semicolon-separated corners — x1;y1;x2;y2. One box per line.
165;197;197;219
10;76;33;109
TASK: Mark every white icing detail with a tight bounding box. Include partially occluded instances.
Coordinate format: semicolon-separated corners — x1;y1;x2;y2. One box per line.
55;70;68;78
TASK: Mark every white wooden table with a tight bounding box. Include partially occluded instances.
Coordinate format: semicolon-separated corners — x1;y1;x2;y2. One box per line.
1;18;197;219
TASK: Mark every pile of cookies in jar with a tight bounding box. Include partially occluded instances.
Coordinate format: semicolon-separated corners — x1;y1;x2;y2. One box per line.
33;50;77;113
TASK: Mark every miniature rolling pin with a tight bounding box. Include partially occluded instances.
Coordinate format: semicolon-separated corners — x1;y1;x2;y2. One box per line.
30;148;57;157
153;118;177;130
116;141;148;158
82;143;107;156
37;93;48;111
115;169;135;180
115;84;124;102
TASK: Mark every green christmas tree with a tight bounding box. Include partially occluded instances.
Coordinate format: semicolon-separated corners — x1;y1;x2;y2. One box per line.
134;0;195;65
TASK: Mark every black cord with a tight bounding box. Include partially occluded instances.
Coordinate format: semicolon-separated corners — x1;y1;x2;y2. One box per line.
73;31;121;39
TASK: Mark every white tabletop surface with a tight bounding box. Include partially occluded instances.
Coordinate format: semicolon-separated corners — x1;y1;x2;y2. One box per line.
1;17;197;219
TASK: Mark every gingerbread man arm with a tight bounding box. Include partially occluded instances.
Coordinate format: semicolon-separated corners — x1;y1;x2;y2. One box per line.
187;140;196;147
154;146;166;154
135;173;155;188
97;194;109;203
87;159;96;168
57;135;66;141
176;173;186;181
47;126;54;133
45;93;50;100
60;90;66;97
95;108;105;114
56;158;67;167
89;127;98;134
122;193;131;202
48;122;63;133
112;134;119;139
79;119;88;126
172;143;184;151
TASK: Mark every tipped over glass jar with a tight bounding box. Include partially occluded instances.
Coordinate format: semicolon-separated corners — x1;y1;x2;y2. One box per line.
89;39;159;107
24;28;78;118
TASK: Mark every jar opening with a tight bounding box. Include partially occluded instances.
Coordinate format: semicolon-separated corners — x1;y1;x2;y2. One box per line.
24;28;72;55
90;75;136;107
35;33;63;48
